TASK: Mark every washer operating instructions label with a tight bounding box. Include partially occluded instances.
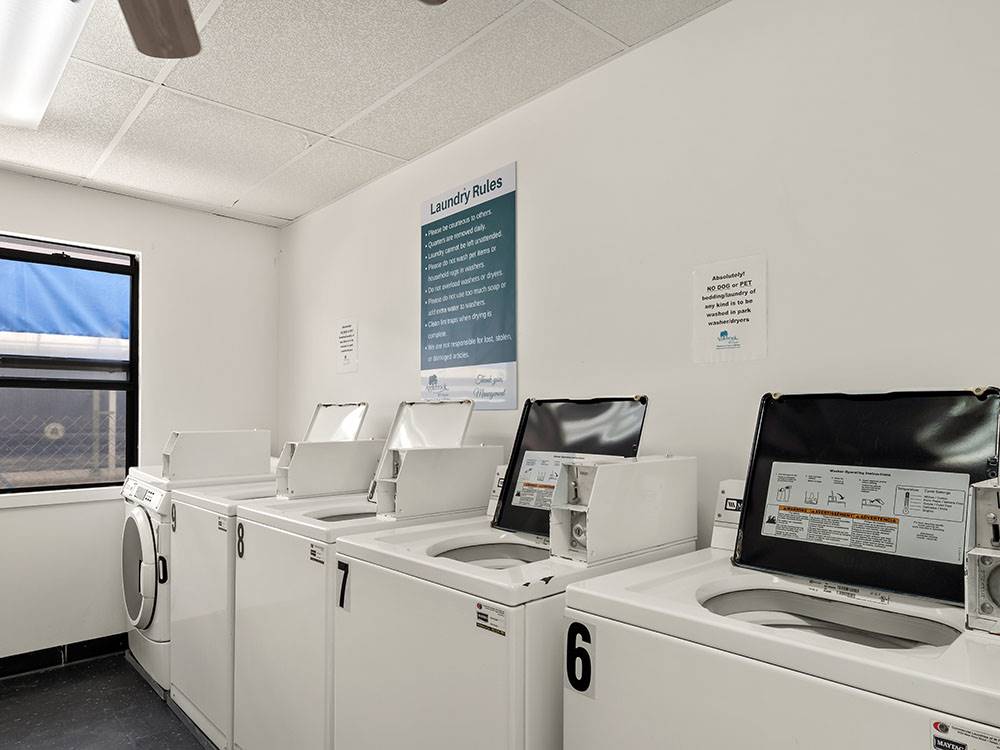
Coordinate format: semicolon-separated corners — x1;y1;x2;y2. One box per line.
511;452;618;511
762;462;970;564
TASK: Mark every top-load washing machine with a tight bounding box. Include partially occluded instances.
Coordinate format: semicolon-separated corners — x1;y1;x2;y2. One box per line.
168;403;370;749
120;429;273;694
231;400;503;750
563;389;1000;750
333;395;699;750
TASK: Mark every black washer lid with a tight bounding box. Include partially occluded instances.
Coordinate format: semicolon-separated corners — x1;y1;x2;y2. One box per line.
491;396;648;537
735;388;1000;603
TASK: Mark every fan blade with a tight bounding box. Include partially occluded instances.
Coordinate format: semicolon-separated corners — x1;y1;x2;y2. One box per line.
118;0;201;58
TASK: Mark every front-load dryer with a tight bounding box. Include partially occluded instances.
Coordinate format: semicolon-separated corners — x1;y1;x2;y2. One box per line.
333;396;698;750
121;477;171;692
563;389;1000;749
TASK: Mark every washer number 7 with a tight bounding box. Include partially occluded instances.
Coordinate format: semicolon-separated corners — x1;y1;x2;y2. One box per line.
565;621;595;697
336;560;350;611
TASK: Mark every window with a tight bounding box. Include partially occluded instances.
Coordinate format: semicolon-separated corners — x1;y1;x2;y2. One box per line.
0;235;138;493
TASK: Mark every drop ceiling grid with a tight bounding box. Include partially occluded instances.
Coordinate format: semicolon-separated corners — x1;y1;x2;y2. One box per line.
0;60;150;181
91;87;318;207
220;0;541;218
228;0;629;217
219;0;727;219
553;0;732;46
335;0;626;159
326;0;536;142
161;0;525;133
77;0;232;185
234;139;405;220
0;0;734;226
284;0;723;224
284;0;732;222
67;0;536;221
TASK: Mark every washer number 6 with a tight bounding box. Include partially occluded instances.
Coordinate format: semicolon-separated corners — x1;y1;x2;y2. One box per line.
565;621;595;697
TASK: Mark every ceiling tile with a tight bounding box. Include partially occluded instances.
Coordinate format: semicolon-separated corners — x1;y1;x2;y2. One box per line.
556;0;726;45
72;0;213;80
236;140;403;220
91;89;313;206
0;60;148;178
163;0;521;133
336;1;622;160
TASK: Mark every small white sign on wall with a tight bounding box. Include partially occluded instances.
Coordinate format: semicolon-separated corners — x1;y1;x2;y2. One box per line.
692;254;767;363
336;318;359;373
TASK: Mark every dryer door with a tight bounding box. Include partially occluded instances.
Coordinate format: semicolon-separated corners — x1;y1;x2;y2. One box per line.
122;505;158;630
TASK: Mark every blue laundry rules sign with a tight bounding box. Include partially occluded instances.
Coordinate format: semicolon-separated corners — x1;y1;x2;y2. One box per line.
421;162;517;410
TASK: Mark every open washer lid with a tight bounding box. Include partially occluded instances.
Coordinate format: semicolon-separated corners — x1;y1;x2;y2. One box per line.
382;399;473;451
492;396;648;537
121;506;158;630
367;400;475;496
734;388;1000;603
302;402;368;442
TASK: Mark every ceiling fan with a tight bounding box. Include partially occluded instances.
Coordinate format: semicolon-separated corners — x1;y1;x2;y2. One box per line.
116;0;202;59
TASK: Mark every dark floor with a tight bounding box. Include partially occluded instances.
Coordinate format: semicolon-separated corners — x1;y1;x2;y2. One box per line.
0;654;201;749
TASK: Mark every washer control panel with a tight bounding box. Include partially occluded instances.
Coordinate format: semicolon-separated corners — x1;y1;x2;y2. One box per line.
122;477;167;513
967;480;1000;634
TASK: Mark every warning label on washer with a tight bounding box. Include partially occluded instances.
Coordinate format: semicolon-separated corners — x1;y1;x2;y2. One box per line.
511;452;621;510
475;602;507;636
931;719;1000;749
762;462;969;564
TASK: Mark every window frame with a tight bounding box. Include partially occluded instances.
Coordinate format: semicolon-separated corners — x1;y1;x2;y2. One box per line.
0;235;139;495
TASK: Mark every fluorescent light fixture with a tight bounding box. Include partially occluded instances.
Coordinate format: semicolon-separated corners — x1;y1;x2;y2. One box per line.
0;0;96;129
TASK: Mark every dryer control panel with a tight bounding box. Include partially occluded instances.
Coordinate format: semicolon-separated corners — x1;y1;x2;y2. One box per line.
122;477;167;513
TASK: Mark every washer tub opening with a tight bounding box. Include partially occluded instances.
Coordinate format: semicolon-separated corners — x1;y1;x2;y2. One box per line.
435;543;549;570
701;589;961;649
312;512;377;522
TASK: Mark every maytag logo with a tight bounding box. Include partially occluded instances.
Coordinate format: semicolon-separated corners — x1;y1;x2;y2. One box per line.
934;736;967;750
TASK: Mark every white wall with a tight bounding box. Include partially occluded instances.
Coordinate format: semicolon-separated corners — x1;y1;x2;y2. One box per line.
0;172;279;656
0;491;125;658
277;0;1000;545
0;170;280;460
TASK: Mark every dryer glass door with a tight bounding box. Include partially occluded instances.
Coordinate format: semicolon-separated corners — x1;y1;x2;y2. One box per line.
122;506;157;629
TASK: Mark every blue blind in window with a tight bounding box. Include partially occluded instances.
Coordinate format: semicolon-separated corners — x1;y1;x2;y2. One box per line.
0;259;131;339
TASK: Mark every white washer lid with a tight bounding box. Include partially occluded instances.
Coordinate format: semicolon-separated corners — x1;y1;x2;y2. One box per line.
173;479;278;516
302;402;368;442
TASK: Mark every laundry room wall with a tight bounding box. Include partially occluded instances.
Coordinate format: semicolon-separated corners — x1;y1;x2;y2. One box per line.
0;171;279;658
276;0;1000;546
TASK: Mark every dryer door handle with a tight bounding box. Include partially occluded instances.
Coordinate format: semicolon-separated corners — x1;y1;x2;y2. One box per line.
157;555;168;584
